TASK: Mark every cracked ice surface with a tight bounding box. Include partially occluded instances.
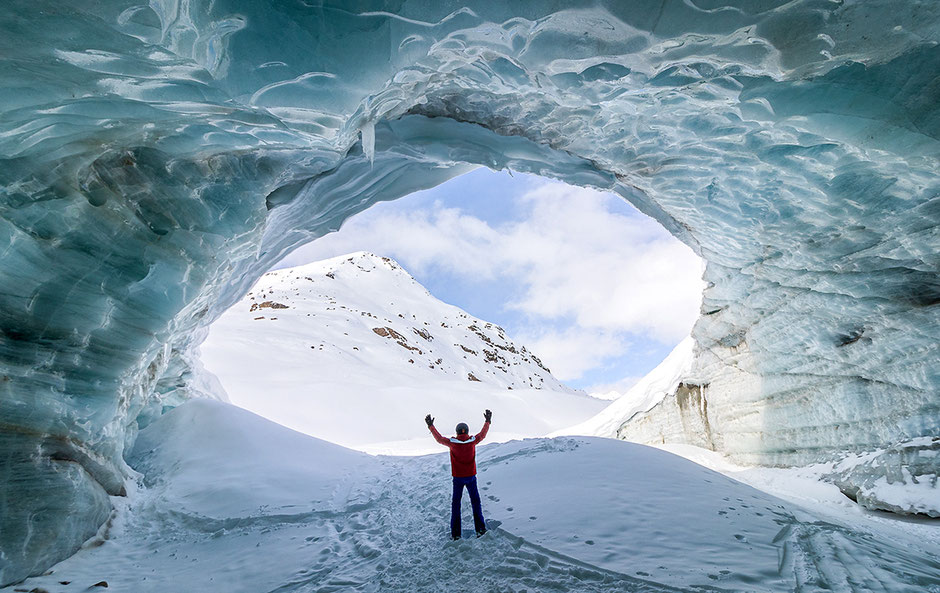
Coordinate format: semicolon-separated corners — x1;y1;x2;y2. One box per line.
0;0;938;584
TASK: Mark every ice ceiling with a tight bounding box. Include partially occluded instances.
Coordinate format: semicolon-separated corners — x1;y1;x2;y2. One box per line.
1;0;938;585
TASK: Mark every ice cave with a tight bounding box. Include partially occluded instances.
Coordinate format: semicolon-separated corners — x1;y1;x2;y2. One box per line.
1;0;938;589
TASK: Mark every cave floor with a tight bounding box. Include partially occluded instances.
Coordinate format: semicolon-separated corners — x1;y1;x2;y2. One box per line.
6;400;939;593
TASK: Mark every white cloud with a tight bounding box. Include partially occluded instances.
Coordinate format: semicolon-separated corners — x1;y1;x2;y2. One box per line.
511;327;629;382
280;176;705;383
280;203;503;280
499;182;704;344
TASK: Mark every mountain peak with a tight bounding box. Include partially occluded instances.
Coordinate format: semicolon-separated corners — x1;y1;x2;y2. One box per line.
224;254;577;393
282;251;406;277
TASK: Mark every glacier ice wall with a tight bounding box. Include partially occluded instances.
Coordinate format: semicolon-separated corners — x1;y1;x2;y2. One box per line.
0;0;938;584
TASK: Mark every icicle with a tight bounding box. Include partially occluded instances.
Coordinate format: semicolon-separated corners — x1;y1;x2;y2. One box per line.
361;121;375;165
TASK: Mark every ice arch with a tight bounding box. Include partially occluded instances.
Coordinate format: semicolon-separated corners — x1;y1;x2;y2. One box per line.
1;0;938;584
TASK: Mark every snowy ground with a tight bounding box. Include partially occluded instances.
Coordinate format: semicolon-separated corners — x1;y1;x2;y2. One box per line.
7;399;939;593
656;444;940;557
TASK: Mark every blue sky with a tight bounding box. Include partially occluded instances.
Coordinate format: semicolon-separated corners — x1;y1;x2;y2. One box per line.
277;168;703;394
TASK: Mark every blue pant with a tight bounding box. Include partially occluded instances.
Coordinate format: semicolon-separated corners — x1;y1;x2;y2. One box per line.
451;476;486;538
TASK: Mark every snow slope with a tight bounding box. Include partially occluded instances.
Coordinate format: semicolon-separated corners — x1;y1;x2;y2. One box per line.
7;399;938;593
560;337;694;438
199;252;605;451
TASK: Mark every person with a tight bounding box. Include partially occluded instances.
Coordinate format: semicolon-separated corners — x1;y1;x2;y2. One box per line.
425;409;492;540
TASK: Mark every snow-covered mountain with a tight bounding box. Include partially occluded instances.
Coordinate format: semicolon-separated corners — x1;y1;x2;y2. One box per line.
199;252;605;450
239;251;571;391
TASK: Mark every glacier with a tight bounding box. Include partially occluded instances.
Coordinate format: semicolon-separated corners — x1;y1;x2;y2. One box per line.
0;0;938;585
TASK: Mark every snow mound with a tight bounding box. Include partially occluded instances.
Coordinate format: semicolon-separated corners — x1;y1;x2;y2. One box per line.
130;399;380;519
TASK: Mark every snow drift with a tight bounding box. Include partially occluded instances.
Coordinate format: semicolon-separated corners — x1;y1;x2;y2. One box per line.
1;0;938;583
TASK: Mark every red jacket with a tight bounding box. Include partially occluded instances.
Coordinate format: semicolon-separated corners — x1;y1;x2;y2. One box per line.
429;422;490;477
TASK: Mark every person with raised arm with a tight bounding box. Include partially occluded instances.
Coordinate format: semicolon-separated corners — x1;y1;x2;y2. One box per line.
425;409;492;540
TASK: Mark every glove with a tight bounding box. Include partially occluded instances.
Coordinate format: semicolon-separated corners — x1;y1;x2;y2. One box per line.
425;414;434;427
484;409;492;423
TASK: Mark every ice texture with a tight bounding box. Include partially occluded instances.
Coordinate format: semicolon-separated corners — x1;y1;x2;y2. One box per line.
0;0;938;584
834;437;940;518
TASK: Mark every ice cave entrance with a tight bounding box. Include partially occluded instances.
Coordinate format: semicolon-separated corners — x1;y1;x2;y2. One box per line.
199;168;704;453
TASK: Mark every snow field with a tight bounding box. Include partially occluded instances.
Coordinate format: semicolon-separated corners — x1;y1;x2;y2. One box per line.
7;400;938;593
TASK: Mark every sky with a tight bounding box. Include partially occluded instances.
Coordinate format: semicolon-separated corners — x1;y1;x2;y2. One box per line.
276;167;704;395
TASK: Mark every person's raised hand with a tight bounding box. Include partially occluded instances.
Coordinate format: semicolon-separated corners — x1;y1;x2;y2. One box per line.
484;409;492;423
425;414;434;427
